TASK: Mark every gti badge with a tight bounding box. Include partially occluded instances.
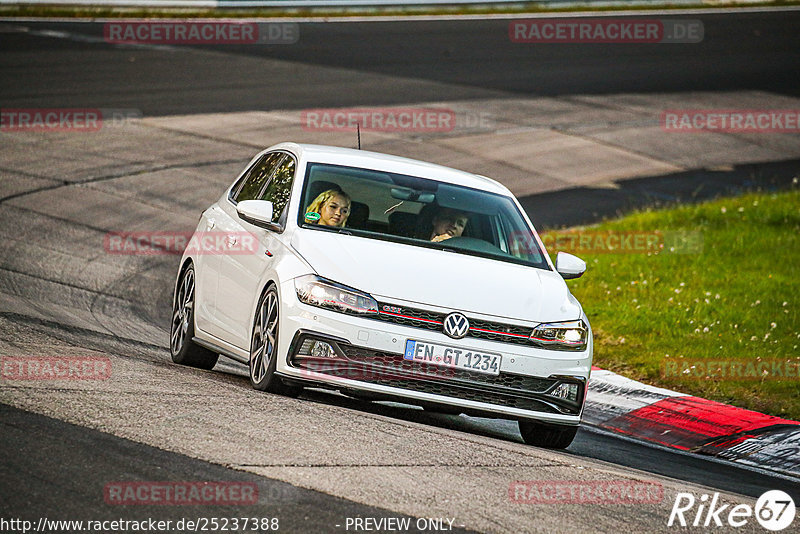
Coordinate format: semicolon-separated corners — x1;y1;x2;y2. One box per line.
443;312;470;339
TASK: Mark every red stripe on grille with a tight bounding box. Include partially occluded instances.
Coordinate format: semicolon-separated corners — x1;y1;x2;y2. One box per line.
470;327;529;338
380;310;531;341
379;311;443;325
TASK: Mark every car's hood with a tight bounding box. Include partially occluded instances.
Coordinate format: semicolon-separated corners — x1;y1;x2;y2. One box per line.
291;229;582;323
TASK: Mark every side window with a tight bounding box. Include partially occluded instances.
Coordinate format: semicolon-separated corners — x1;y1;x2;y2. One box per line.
259;156;296;223
232;152;284;204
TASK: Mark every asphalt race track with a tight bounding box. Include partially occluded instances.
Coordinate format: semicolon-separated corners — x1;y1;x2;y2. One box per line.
1;9;799;534
2;10;800;114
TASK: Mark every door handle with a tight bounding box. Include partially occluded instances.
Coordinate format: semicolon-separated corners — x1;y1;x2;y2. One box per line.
206;218;216;231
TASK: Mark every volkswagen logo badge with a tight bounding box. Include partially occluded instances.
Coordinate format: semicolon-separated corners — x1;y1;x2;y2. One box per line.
443;312;470;339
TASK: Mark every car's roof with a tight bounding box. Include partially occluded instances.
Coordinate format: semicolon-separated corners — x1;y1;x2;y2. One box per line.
268;142;510;196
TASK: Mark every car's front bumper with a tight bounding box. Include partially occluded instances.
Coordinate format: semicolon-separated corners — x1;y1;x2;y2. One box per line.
276;279;592;425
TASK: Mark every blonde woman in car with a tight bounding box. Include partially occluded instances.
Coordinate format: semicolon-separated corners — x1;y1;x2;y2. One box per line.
305;189;351;227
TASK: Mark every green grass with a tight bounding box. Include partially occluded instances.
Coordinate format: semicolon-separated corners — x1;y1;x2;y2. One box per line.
545;189;800;420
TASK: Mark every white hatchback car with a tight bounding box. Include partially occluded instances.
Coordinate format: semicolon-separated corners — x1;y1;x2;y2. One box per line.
170;143;592;448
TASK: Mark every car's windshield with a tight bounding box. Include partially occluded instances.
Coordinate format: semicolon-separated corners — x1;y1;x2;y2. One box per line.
298;163;549;270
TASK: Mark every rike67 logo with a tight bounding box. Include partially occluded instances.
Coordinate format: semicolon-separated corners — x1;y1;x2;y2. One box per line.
668;490;795;531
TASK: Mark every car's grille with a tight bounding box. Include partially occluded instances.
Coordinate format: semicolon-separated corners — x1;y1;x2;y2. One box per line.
366;378;563;413
289;337;580;415
374;301;533;346
340;345;555;392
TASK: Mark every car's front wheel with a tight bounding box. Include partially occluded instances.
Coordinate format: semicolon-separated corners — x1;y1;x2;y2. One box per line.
170;264;219;370
249;285;302;397
519;420;578;449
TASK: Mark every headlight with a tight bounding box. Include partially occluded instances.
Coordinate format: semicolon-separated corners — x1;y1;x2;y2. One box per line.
530;320;588;351
294;275;378;316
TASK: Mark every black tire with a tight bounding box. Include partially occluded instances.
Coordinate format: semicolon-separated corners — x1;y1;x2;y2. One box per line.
170;265;219;370
519;420;578;449
249;285;302;397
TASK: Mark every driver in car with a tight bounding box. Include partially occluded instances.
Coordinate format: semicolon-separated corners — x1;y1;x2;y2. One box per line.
430;208;468;242
305;189;351;227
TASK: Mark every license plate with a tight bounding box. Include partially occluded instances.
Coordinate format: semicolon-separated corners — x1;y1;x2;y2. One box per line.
403;340;501;376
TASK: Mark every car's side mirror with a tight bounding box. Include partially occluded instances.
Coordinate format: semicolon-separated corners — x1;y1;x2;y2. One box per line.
237;200;281;232
555;251;586;279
